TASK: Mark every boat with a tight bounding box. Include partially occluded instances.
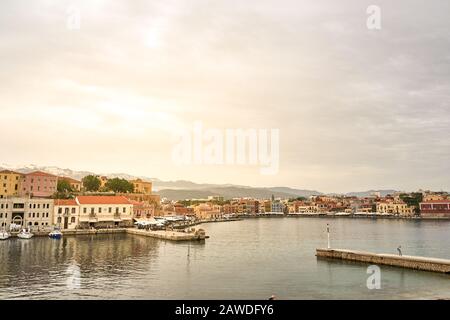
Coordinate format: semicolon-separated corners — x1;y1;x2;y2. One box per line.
17;228;34;239
0;229;10;240
49;229;63;239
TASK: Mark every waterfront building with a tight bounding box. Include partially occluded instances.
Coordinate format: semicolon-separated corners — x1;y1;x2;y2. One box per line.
0;199;11;228
58;177;82;192
20;171;57;198
174;203;194;216
271;201;284;213
0;170;24;198
77;196;134;228
194;203;222;220
0;197;54;231
129;179;152;194
54;199;79;229
130;200;155;219
376;201;414;216
420;200;450;218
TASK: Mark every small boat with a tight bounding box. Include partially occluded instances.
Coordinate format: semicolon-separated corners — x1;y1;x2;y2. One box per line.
49;229;63;239
17;228;34;239
0;229;10;240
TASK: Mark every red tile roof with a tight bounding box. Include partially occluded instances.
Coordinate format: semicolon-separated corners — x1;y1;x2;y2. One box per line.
26;171;57;178
55;199;78;206
76;196;131;205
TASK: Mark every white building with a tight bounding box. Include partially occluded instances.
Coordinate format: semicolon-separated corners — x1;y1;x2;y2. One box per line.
0;197;54;231
54;199;79;230
76;196;134;228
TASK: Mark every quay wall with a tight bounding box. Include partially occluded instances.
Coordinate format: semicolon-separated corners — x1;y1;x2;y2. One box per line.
316;248;450;273
126;228;207;241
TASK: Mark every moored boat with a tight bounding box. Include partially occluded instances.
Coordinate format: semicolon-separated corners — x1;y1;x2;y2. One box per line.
49;229;63;239
17;228;33;239
0;229;10;240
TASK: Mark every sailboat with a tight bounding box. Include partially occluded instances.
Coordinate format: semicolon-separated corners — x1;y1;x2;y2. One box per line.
0;196;11;240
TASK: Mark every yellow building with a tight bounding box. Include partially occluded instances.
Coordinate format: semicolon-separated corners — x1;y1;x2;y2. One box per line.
423;194;447;202
376;201;414;216
130;179;152;194
58;176;82;192
0;170;24;198
194;203;222;220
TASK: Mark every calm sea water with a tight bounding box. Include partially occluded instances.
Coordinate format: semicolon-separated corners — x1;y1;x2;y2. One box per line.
0;217;449;300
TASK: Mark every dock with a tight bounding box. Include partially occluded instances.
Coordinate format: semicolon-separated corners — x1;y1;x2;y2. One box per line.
316;248;450;274
126;228;208;241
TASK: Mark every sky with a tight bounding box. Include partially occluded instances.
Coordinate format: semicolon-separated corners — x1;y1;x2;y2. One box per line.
1;0;449;193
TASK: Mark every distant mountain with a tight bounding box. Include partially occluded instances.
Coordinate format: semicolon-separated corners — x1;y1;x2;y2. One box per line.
266;187;322;198
344;190;399;197
157;186;322;201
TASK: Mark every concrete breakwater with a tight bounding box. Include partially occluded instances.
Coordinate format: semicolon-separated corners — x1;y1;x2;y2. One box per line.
316;248;450;274
126;228;207;241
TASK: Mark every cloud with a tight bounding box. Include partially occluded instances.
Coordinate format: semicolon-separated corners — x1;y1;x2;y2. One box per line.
0;0;449;192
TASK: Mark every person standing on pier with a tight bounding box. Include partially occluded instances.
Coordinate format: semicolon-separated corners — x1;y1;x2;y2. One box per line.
397;245;402;256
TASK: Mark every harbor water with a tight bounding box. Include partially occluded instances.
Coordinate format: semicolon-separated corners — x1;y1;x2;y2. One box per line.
0;217;449;299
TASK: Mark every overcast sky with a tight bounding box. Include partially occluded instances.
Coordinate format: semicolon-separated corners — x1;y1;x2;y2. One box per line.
1;0;449;193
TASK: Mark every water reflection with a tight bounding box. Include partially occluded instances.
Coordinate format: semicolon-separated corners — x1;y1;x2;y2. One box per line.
0;218;449;299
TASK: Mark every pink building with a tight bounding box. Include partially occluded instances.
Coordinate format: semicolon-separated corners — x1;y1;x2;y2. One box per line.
20;171;58;198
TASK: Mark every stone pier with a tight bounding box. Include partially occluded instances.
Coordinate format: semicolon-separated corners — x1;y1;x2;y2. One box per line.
316;248;450;273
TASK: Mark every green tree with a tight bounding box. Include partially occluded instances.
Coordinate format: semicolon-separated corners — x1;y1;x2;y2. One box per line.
57;179;73;193
104;178;134;193
82;175;101;192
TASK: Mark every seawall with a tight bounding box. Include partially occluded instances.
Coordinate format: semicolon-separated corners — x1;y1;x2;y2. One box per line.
316;248;450;274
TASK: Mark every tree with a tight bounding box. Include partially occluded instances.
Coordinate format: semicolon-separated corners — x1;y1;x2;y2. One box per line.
104;178;134;193
57;179;73;193
82;175;101;192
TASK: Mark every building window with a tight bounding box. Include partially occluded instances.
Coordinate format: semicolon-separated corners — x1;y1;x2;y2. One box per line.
71;217;76;223
57;217;61;223
109;207;112;213
72;208;76;214
58;208;62;214
83;208;87;214
99;207;102;213
123;207;126;213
